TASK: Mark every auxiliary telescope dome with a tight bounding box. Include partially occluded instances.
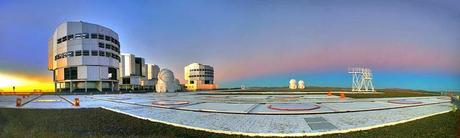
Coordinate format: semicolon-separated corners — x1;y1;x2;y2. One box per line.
289;79;297;89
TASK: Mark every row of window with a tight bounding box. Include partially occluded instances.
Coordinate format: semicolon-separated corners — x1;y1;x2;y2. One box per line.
98;42;120;53
62;67;117;80
189;69;214;72
189;80;213;84
188;75;214;78
54;50;120;61
57;33;120;46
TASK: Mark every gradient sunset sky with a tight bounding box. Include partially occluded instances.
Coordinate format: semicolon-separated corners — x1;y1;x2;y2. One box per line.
0;0;459;91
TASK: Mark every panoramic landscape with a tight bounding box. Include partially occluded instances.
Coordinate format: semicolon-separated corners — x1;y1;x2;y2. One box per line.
0;0;459;138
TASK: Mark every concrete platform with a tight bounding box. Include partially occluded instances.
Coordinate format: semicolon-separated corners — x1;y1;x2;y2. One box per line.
0;92;452;137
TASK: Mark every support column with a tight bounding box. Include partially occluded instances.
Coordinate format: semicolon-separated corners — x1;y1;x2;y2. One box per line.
98;81;102;92
111;81;114;92
85;81;88;93
69;81;73;93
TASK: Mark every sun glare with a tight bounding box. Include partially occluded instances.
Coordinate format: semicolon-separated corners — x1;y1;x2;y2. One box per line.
0;73;54;92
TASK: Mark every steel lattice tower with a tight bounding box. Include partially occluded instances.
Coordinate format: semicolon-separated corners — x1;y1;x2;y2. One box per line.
348;67;375;92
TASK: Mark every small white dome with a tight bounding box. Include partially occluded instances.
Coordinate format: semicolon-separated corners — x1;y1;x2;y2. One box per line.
289;79;297;89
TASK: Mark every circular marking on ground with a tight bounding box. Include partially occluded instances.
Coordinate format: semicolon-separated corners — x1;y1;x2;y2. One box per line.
267;103;320;111
35;99;61;102
388;99;422;104
152;100;190;105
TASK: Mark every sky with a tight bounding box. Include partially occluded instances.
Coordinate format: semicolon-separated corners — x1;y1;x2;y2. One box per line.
0;0;459;92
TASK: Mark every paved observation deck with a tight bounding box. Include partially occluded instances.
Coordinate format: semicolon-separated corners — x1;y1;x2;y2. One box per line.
0;92;452;137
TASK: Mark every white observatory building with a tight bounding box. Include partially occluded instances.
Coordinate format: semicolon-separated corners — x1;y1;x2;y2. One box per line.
184;63;216;91
48;21;121;92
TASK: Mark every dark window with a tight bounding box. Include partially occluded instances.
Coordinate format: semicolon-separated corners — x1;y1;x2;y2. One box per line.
105;44;111;49
82;33;89;39
190;81;194;84
98;42;105;48
75;50;82;56
83;50;89;56
64;67;77;80
99;51;105;56
62;36;67;41
106;52;112;57
91;50;98;56
205;80;210;84
91;33;98;39
98;34;104;40
68;34;74;40
108;67;117;80
111;53;117;59
105;36;111;41
57;38;62;44
122;78;130;84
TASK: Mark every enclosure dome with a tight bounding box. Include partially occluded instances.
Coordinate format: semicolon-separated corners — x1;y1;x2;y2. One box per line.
156;69;179;93
289;79;297;89
158;69;175;83
298;80;305;89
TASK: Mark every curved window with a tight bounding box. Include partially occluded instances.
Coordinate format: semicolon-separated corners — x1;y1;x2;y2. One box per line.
99;51;105;56
98;34;104;40
91;50;98;56
99;42;105;48
75;50;82;56
82;50;89;56
91;33;97;39
56;33;120;47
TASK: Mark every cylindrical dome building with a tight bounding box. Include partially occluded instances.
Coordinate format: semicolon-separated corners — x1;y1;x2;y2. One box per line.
184;63;216;91
48;21;121;92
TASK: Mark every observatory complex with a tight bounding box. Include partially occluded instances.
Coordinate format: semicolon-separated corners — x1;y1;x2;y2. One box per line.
48;21;179;93
184;63;216;91
48;21;121;92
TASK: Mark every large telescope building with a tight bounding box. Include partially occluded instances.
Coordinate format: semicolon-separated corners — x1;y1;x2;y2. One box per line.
184;63;216;91
48;21;121;92
119;53;160;91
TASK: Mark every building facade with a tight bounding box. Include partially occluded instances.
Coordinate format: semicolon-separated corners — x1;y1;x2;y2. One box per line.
146;64;160;90
119;54;146;91
48;21;121;92
184;63;216;91
119;53;160;91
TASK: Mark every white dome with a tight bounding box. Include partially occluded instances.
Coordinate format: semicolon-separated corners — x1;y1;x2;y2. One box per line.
289;79;297;89
298;80;305;89
156;69;179;93
158;69;175;83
